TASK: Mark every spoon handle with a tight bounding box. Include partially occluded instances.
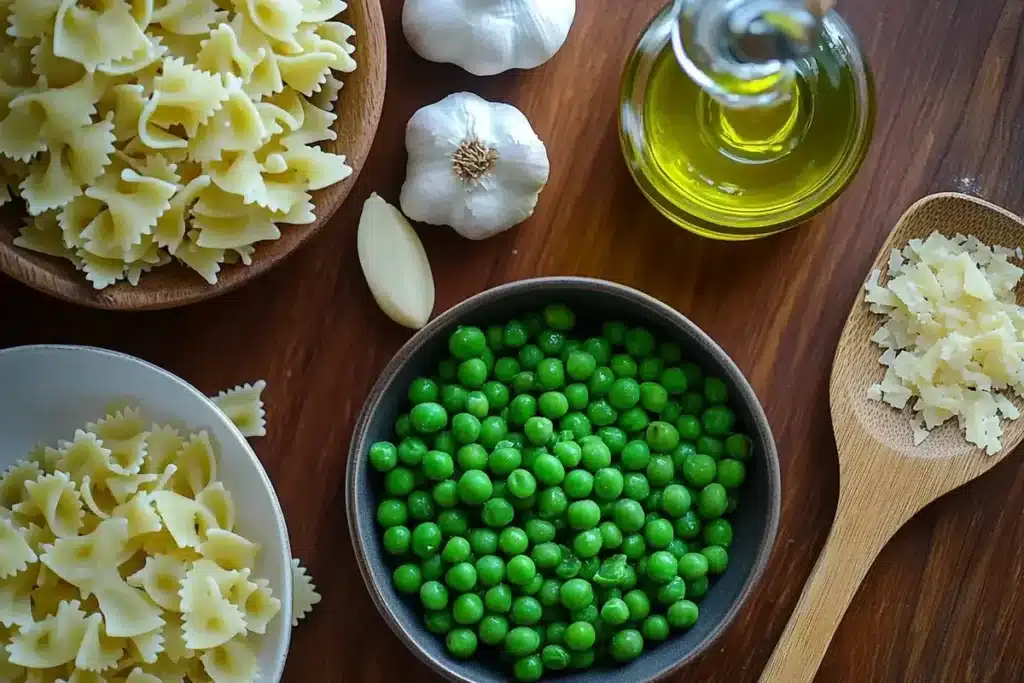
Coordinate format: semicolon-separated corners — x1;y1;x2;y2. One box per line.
759;494;898;683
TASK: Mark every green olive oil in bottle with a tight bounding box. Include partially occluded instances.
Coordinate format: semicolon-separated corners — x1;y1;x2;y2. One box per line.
620;0;875;239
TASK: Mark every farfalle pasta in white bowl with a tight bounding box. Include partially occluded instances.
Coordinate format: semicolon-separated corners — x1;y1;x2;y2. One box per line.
0;0;387;310
0;345;294;682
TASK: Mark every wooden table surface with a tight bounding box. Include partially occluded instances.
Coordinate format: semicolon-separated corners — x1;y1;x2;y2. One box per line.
2;0;1024;681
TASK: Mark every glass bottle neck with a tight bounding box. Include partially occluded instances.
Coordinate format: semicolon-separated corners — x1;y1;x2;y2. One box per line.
670;0;825;108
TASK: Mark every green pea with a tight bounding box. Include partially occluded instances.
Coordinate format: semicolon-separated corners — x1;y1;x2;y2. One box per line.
457;470;493;505
563;470;594;499
594;468;624;500
506;625;541;657
394;414;413;439
682;453;717;487
622;473;650;501
667;599;700;629
560;412;592;439
702;405;735;435
608;378;640;410
420;580;448;610
717;458;747;488
376;499;407;528
565;621;596;651
559;578;594;611
588;367;615;397
696;435;725;458
566;351;597;382
536;358;566;390
482;498;515;527
638;358;664;383
680;392;705;416
382;525;410;555
564;383;590;410
704;376;728;404
393;564;422;594
408;377;440;405
446;627;478;658
675;510;703;539
586;399;617;427
507;556;537;586
543;304;575;331
618;406;649;433
678;552;709;581
409;402;447;434
598;521;623;549
538;391;569;419
432;430;456;455
703;518;734;547
513;654;544;682
598;320;623;344
479;614;510;646
646;551;678;583
623;589;651;620
368;442;398;472
432;480;459;508
581;439;612;471
553;441;582;468
646;455;675;486
423;450;454;480
636;383;666;413
485;584;513;613
724;433;751;460
538;487;569;519
702;545;729;575
644;518;674;549
621;533;646;561
542;644;571;671
645;421;679;452
613;499;645;532
658;576;687;604
624;328;655;357
698;483;728;519
537;329;565;357
519;344;544;370
508;469;538;499
532;454;566;486
425;608;453;634
512;371;536;395
479;417;509;450
524;416;554;445
408;491;435;521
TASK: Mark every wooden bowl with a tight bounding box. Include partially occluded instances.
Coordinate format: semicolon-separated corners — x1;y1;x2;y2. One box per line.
0;1;386;311
346;277;781;683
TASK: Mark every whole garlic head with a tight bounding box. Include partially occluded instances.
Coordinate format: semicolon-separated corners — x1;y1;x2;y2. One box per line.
400;92;550;241
402;0;576;76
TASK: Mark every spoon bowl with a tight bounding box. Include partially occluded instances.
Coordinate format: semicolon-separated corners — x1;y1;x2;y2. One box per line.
761;192;1024;682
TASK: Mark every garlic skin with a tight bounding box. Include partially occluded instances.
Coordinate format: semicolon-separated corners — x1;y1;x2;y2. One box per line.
400;92;550;241
357;193;435;329
402;0;576;77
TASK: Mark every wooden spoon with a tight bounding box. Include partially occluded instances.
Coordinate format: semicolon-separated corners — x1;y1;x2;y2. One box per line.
760;193;1024;682
0;0;387;311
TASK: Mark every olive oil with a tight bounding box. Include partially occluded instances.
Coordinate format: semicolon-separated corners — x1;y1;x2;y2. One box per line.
620;4;874;240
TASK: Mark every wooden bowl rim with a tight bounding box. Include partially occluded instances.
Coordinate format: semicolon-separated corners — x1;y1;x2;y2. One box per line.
345;276;782;683
0;0;387;311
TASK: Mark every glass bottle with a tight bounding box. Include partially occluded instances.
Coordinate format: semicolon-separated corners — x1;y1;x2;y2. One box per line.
619;0;875;240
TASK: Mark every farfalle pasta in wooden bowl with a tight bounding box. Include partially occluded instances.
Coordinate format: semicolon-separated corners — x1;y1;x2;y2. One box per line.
0;0;386;310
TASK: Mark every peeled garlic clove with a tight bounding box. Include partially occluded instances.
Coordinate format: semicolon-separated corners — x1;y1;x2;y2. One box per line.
357;193;435;329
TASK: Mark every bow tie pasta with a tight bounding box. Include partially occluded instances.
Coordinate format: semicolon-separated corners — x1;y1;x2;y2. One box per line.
3;0;358;290
0;384;322;683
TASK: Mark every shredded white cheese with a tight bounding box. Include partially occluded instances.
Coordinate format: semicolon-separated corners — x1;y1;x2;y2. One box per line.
864;231;1024;454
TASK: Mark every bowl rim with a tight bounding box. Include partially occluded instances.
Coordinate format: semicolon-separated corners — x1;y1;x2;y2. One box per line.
346;276;781;683
0;343;294;681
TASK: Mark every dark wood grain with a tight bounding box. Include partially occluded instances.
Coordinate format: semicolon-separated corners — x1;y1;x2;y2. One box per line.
1;0;1023;681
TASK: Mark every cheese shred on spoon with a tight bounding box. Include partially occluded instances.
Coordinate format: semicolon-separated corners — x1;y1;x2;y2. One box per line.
864;231;1024;454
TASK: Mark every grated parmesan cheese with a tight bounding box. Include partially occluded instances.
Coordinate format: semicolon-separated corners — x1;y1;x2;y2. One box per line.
864;231;1024;454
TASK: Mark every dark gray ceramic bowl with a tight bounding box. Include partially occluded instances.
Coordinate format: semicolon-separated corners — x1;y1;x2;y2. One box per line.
346;277;780;683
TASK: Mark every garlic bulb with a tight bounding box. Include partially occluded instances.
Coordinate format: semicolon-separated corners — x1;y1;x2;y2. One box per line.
400;92;550;241
402;0;576;76
357;193;435;329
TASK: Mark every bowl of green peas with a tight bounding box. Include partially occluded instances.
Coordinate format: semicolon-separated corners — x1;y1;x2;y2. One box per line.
346;277;780;682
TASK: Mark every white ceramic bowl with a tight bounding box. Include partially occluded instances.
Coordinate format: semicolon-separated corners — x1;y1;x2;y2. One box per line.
0;345;292;680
